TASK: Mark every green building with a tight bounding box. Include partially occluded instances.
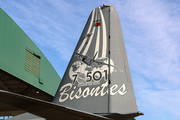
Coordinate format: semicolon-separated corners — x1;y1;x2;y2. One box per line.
0;8;61;116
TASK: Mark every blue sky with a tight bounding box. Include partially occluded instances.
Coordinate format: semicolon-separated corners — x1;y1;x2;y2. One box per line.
0;0;180;120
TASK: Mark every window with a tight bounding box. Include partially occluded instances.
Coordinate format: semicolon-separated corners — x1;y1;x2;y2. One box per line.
25;48;40;78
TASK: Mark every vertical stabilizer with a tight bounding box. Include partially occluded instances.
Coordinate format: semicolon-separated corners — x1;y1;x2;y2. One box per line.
108;4;138;114
53;4;138;115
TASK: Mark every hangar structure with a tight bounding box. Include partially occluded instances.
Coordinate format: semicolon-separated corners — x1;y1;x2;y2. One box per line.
0;8;61;116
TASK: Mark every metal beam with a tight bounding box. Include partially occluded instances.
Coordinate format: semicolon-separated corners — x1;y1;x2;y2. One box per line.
0;79;10;91
21;85;31;95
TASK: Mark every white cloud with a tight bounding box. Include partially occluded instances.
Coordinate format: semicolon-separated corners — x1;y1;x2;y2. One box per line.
111;0;180;83
1;0;180;119
110;0;180;118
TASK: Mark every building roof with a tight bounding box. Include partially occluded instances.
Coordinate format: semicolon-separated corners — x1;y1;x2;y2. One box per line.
0;8;61;116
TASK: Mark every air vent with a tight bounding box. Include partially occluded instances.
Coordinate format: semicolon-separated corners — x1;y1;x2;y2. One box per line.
25;48;41;78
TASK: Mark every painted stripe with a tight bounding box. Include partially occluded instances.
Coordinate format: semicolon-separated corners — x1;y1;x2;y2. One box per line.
82;25;96;55
99;7;107;58
82;9;97;55
94;26;100;59
77;9;95;53
94;9;100;59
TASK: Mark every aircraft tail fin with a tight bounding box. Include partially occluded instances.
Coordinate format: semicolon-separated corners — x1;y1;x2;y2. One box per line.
0;4;143;120
53;4;140;115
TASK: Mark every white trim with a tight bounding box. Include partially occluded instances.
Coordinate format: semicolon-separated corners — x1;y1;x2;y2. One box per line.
78;10;95;53
99;7;107;58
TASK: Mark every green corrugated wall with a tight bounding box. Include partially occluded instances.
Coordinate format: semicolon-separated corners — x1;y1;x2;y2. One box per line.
0;8;61;96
